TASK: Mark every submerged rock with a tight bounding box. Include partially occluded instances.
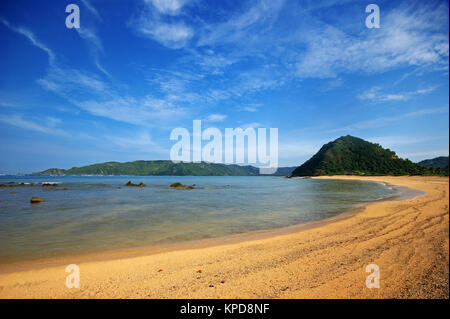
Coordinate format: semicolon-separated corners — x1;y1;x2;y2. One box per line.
170;182;195;190
42;183;59;187
1;182;30;188
125;181;146;187
30;197;44;204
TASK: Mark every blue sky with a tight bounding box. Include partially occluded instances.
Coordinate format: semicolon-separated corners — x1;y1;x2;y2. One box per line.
0;0;448;174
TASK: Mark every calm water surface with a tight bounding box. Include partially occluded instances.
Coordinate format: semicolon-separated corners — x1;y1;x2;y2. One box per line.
0;175;402;263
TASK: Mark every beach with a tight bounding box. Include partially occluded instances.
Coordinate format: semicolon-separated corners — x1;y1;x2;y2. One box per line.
0;175;448;299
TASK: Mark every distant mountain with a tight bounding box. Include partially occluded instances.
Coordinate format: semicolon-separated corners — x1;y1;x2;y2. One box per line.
291;135;443;177
271;166;297;176
419;156;449;168
34;160;295;176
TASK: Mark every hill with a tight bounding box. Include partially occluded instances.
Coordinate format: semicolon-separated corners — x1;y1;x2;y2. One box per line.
419;156;449;168
34;161;295;176
290;135;442;177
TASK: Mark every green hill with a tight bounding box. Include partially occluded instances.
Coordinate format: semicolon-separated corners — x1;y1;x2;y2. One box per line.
33;161;295;176
291;135;443;177
419;156;449;168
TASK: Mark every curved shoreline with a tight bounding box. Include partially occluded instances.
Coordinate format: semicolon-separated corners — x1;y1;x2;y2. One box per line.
0;178;417;273
0;176;448;298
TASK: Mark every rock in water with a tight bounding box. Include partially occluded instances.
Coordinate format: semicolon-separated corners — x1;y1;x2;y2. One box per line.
30;197;44;204
125;181;146;187
170;182;195;190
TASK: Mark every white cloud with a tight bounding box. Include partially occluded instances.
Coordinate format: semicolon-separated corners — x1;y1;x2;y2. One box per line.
295;2;449;78
134;0;193;49
205;114;227;122
328;106;449;133
138;20;193;49
240;122;263;129
357;86;436;102
78;96;185;126
38;66;108;98
197;0;286;47
76;27;103;53
81;0;102;20
0;18;55;65
74;19;110;76
401;150;449;160
146;0;188;15
240;104;262;112
108;132;154;148
0;114;66;136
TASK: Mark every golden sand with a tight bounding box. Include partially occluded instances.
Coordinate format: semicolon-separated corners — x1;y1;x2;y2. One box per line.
0;176;448;299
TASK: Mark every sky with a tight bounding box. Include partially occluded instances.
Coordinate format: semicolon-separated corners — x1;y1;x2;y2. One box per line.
0;0;449;174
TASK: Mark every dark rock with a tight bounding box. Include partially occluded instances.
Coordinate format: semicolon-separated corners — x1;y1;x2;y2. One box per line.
42;183;59;187
125;181;146;187
170;182;195;190
30;197;44;204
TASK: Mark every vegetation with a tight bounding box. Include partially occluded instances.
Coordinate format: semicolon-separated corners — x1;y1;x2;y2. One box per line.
420;156;448;168
291;135;448;177
419;156;449;176
34;161;296;176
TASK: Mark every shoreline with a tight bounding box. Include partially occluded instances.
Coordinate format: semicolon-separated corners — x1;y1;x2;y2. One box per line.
0;176;448;298
0;178;419;274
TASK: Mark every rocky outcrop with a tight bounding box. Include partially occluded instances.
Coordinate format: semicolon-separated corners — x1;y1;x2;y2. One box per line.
30;197;44;204
125;181;146;187
42;183;59;187
170;182;195;190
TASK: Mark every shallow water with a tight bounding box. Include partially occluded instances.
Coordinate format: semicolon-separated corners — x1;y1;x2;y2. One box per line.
0;175;402;263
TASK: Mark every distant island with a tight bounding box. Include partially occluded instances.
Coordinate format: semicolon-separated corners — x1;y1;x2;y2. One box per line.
291;135;449;177
33;160;297;176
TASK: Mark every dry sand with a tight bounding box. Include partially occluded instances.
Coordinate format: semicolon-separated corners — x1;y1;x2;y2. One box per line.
0;176;448;299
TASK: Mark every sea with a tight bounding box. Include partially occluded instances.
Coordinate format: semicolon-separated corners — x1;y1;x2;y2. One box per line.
0;175;419;263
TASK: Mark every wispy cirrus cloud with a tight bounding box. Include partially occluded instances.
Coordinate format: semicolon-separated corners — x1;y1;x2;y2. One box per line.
2;17;185;128
81;0;102;21
146;0;189;15
133;0;193;49
357;86;436;102
75;1;110;76
0;17;56;65
0;114;67;136
295;2;449;78
328;106;449;133
204;114;227;122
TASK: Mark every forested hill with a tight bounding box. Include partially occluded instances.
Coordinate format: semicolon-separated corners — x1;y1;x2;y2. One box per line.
34;161;296;176
419;156;449;168
291;135;446;177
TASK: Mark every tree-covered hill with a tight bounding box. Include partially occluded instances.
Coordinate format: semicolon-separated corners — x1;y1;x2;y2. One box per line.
291;135;446;177
33;161;296;176
419;156;449;168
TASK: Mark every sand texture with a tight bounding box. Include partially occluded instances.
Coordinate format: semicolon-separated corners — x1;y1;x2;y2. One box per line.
0;176;448;299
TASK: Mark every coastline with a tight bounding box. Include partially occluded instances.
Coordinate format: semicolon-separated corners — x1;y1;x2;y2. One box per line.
0;178;414;273
0;176;448;298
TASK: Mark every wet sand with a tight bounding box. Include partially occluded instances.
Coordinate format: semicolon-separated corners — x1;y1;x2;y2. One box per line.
0;176;448;298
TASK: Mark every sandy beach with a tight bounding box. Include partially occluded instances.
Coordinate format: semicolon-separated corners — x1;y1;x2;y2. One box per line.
0;176;448;299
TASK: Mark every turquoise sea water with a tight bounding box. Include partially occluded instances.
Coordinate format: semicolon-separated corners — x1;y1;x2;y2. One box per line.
0;176;403;263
